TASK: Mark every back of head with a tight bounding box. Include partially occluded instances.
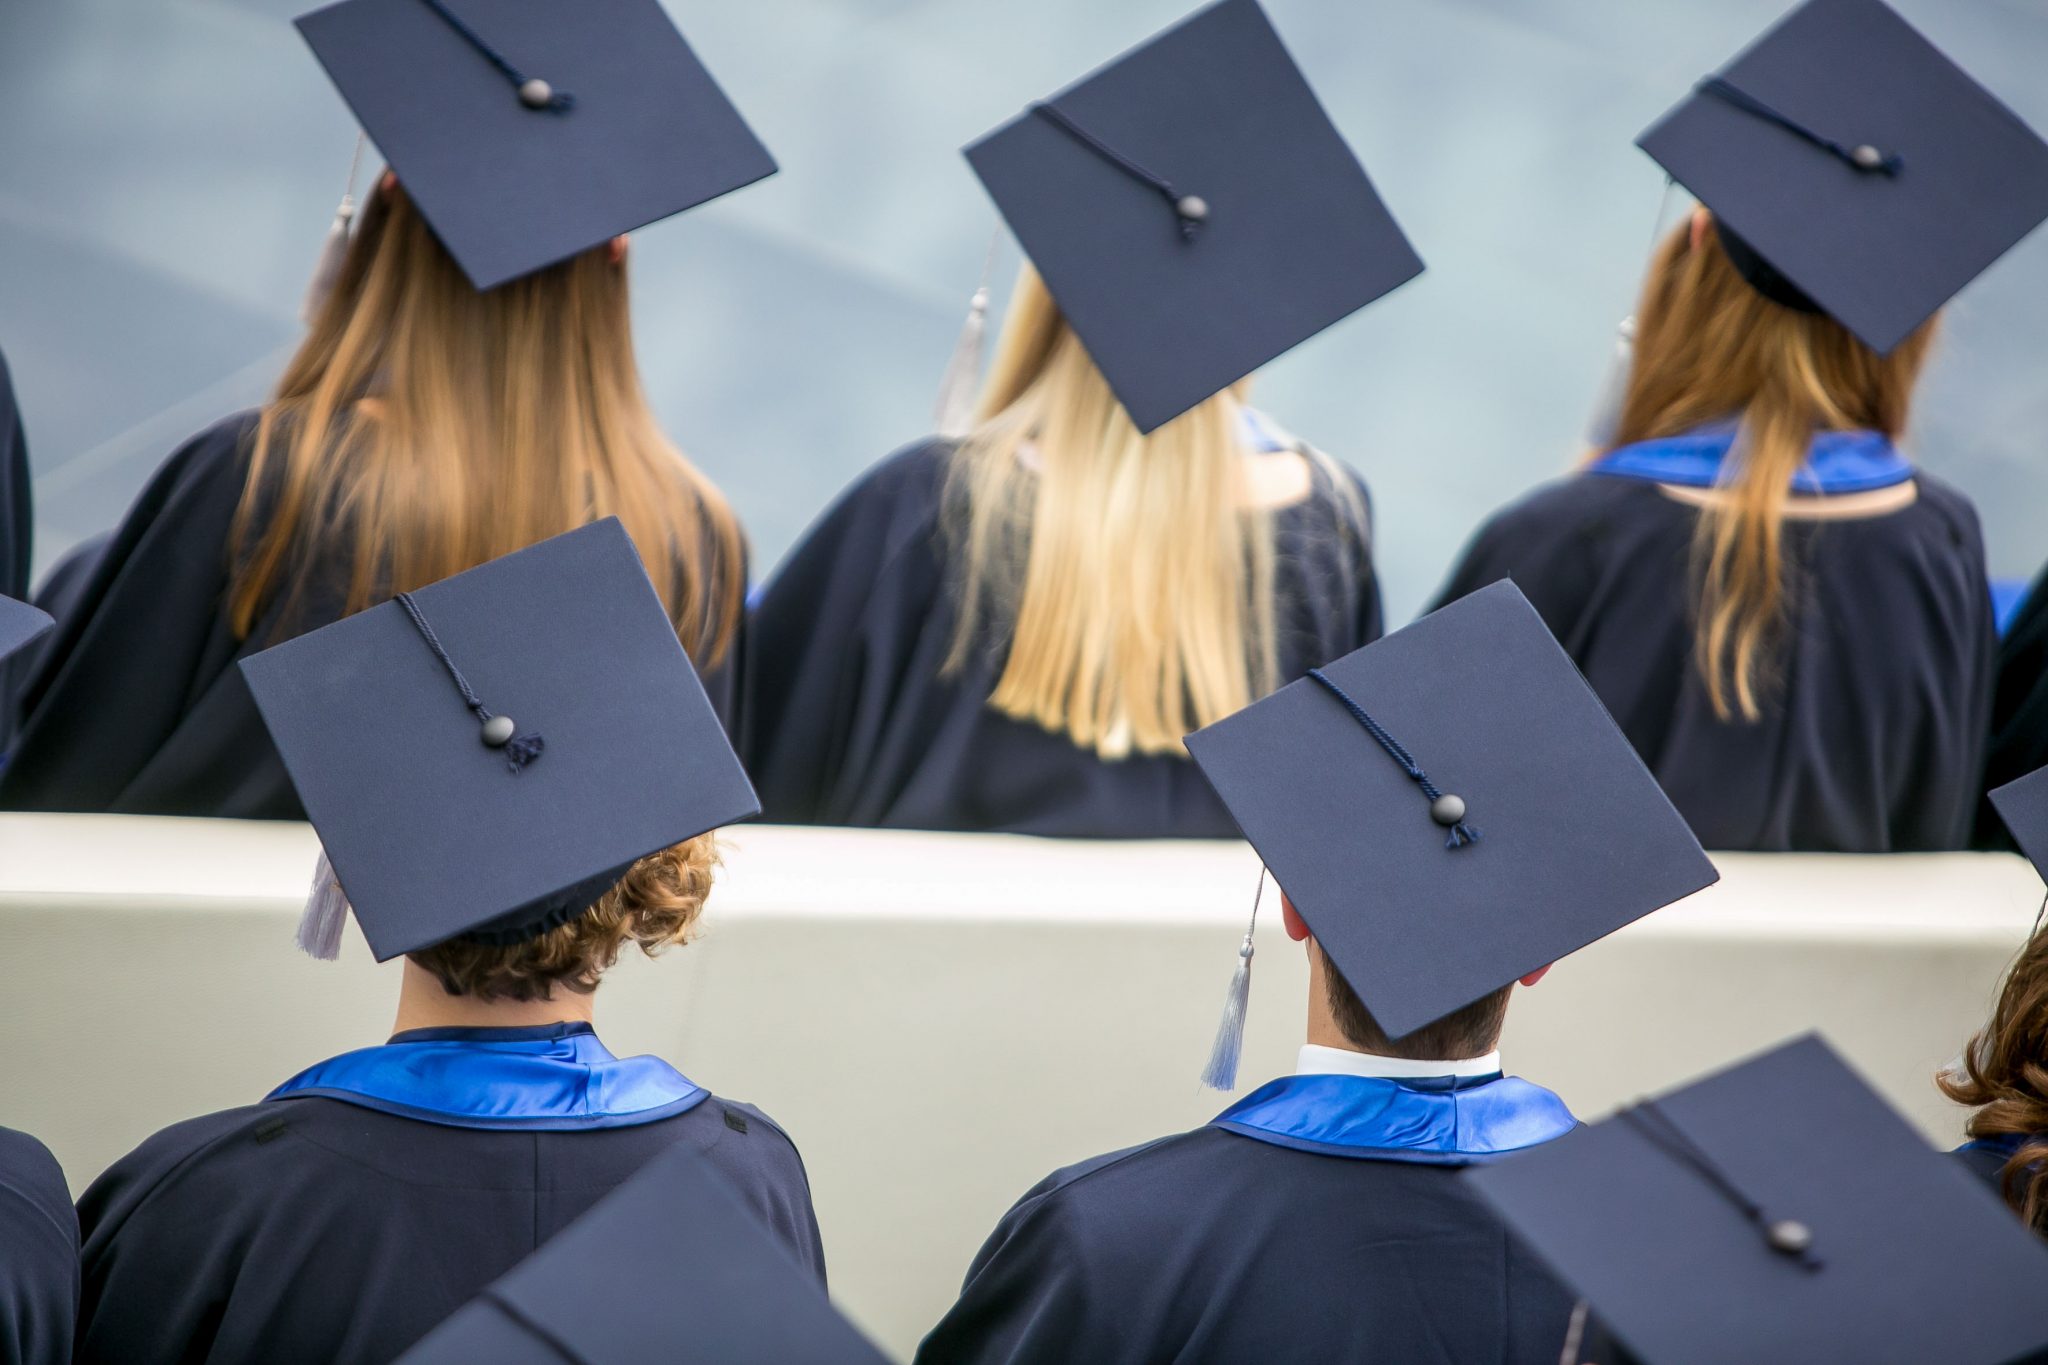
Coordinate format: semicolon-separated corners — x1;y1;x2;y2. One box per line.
232;183;743;664
409;835;718;1002
943;264;1278;760
1610;219;1936;722
1318;942;1513;1062
1941;922;2048;1233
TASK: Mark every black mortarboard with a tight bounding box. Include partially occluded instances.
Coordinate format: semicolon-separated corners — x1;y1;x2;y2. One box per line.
1637;0;2048;355
1988;764;2048;890
1468;1034;2048;1365
0;595;52;664
963;0;1423;435
296;0;778;290
240;518;758;961
1185;580;1717;1042
394;1142;890;1365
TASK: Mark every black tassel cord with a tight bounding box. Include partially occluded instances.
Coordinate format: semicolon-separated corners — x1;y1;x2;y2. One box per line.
1695;76;1901;176
1030;101;1209;241
418;0;575;112
1620;1101;1824;1271
1304;668;1479;849
395;592;545;774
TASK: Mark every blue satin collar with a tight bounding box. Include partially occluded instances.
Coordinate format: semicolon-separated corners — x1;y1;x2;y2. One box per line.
1211;1072;1578;1165
265;1022;706;1131
1587;422;1912;494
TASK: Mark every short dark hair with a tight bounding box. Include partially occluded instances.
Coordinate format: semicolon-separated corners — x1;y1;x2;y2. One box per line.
1319;943;1513;1060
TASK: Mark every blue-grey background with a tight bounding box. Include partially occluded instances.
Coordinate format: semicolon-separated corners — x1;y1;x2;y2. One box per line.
3;0;2045;623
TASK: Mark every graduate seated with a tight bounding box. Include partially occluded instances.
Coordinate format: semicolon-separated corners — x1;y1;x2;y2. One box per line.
1948;761;2048;1231
1431;0;2048;853
915;581;1719;1365
745;0;1418;837
0;0;772;817
73;521;820;1365
1471;1034;2048;1365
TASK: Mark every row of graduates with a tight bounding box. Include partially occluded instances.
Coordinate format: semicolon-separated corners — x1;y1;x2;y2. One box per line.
7;0;2048;860
7;3;2048;1361
12;511;2048;1364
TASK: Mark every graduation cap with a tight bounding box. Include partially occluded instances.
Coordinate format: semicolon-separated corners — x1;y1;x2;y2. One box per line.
1637;0;2048;355
1184;580;1717;1078
1989;764;2048;897
962;0;1423;435
1467;1034;2048;1365
240;517;759;962
393;1141;890;1364
0;595;53;665
295;0;778;291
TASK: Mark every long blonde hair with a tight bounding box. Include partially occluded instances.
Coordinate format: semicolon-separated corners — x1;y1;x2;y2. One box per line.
1608;216;1936;722
944;265;1283;759
229;182;743;664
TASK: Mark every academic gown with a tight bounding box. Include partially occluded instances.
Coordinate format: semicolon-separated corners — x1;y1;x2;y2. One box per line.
1980;565;2048;847
915;1072;1591;1365
0;1128;76;1365
0;411;743;818
744;433;1382;837
75;1023;822;1365
1432;430;1992;852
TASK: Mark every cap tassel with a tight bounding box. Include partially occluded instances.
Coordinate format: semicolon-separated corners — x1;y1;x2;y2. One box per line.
299;133;367;327
299;847;351;961
933;231;1000;439
1200;865;1268;1092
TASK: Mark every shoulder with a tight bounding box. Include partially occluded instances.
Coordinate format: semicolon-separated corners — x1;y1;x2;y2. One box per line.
81;1104;280;1221
765;439;952;587
1949;1141;2014;1198
998;1129;1231;1237
687;1094;814;1189
0;1127;74;1245
1477;473;1656;540
1903;470;1987;549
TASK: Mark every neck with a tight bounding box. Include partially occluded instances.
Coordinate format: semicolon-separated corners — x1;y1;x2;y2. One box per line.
392;960;596;1035
1303;944;1493;1064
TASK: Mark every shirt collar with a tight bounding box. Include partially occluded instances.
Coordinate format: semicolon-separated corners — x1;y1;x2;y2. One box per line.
1296;1043;1503;1081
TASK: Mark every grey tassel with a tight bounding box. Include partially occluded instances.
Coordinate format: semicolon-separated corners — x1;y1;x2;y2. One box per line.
932;231;1001;439
1200;865;1269;1091
1557;1301;1591;1365
300;133;368;327
298;847;351;961
1582;315;1635;451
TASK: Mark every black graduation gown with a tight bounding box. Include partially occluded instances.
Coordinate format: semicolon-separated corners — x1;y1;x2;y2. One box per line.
1432;473;1992;852
0;411;743;818
75;1090;821;1365
915;1127;1582;1365
0;1128;76;1365
744;440;1382;837
1979;565;2048;847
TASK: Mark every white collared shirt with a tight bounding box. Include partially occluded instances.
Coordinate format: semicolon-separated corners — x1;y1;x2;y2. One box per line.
1295;1043;1503;1081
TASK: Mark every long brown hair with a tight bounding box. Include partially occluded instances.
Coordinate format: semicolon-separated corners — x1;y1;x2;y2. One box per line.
1940;915;2048;1231
946;265;1359;759
229;182;743;664
1606;216;1936;721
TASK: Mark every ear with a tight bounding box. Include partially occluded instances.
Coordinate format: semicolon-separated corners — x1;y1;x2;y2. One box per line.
1688;205;1711;253
1281;893;1311;943
379;169;398;196
1518;964;1553;989
608;235;628;267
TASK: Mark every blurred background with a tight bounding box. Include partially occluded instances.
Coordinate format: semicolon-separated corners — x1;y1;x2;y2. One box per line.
2;0;2044;623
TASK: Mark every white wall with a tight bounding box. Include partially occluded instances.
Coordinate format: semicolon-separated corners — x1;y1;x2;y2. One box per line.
0;813;2040;1360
